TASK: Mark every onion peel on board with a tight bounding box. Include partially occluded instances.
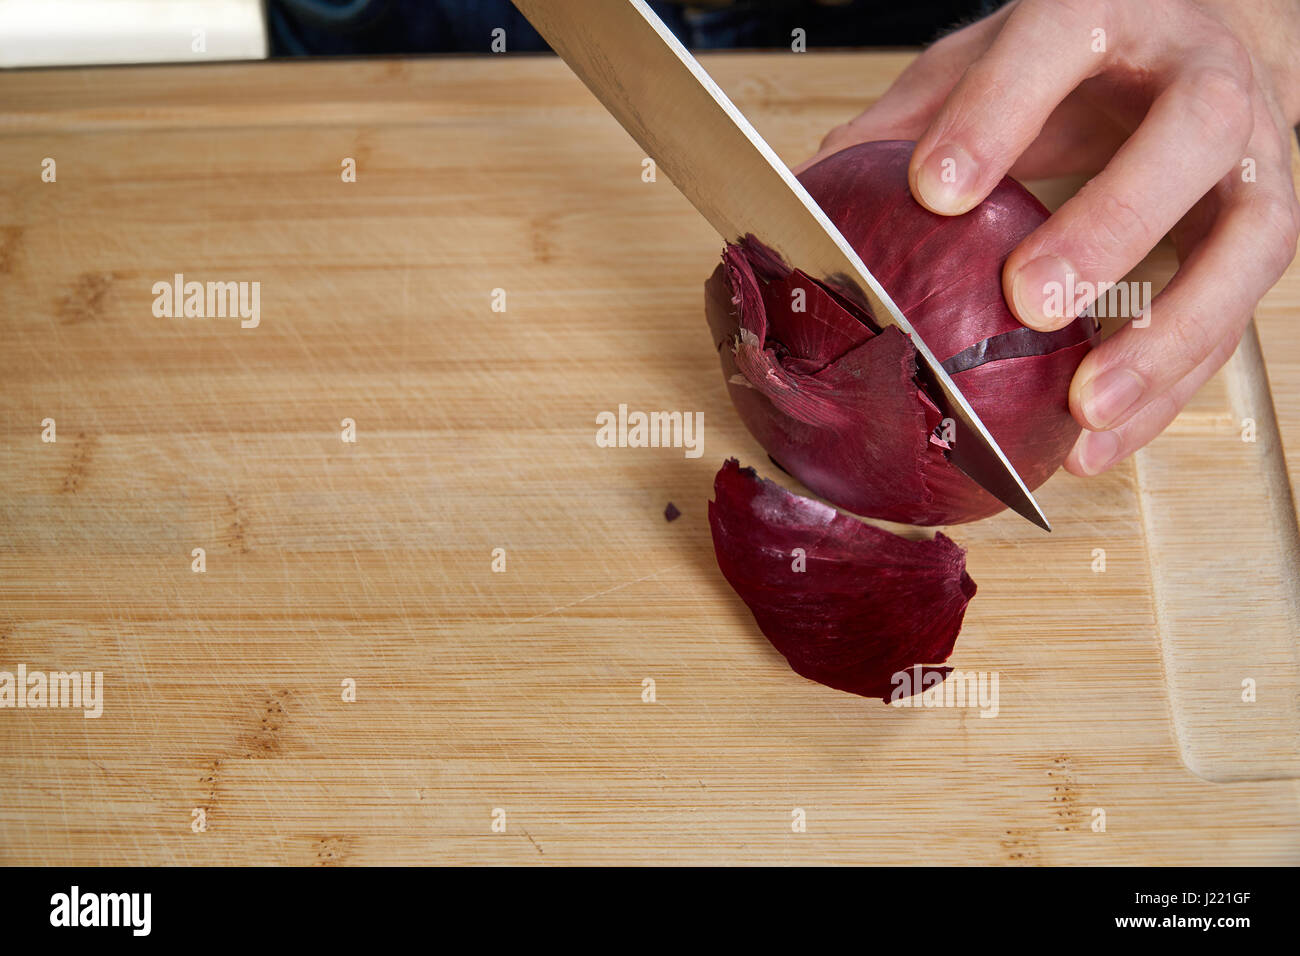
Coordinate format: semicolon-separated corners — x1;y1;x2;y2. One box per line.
709;459;976;701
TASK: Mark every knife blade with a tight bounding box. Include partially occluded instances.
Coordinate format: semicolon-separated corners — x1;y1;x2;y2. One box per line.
512;0;1051;531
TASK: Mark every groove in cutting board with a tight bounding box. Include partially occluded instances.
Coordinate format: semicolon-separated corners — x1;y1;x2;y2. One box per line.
1136;323;1300;781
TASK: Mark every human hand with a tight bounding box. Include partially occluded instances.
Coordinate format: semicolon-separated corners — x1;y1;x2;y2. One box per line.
799;0;1300;475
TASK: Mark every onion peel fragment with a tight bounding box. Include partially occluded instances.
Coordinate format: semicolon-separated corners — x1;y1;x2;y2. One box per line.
709;459;976;701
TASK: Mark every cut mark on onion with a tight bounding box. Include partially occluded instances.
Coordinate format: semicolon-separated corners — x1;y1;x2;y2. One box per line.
942;316;1100;376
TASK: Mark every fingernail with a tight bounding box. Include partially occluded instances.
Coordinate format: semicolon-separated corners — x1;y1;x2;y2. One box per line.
1077;367;1146;430
1012;255;1077;330
1073;429;1120;476
915;143;979;214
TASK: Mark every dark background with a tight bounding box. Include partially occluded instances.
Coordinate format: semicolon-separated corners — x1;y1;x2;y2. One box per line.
266;0;1000;56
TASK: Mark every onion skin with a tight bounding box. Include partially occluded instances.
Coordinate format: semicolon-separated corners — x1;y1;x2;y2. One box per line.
705;140;1098;525
709;459;976;701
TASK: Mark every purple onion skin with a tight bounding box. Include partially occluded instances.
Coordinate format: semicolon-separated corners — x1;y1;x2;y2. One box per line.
705;140;1097;526
709;459;976;701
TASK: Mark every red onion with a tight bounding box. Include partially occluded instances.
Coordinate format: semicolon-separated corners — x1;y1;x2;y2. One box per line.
701;142;1097;698
709;459;975;700
704;140;1097;525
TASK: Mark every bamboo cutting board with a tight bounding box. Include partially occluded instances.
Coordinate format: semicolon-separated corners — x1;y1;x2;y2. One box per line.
1;53;1298;865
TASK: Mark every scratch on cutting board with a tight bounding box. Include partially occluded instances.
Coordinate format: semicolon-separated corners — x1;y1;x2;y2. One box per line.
519;827;544;855
488;563;687;634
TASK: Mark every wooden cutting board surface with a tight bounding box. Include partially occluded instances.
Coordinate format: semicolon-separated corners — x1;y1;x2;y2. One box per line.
1;53;1298;865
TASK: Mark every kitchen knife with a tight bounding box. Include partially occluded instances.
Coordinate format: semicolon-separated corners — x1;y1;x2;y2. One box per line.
512;0;1051;531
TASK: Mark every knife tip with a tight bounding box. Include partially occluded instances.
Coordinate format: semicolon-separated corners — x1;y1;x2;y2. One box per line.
1026;507;1052;533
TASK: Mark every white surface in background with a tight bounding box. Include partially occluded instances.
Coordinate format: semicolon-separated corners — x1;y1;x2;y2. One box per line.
0;0;267;67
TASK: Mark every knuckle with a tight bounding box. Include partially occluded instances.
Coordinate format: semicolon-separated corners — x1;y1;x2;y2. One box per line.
1246;123;1289;170
1143;388;1181;433
1214;32;1254;88
1164;312;1217;371
1083;187;1154;254
1282;194;1300;244
1183;65;1253;145
1257;197;1300;275
925;29;965;55
1026;0;1101;27
1209;328;1244;369
818;123;854;153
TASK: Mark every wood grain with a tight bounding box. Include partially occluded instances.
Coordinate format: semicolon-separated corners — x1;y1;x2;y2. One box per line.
1;53;1298;865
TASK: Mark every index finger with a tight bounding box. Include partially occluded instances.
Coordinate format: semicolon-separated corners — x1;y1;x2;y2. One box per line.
907;0;1114;215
